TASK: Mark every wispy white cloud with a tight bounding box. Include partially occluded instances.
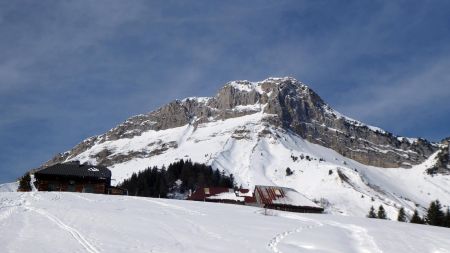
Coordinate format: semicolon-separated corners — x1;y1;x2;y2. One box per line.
0;1;148;92
338;55;450;125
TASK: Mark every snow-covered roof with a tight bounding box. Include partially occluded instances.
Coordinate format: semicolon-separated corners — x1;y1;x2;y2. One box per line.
189;187;253;202
206;192;245;202
236;189;253;197
254;185;321;208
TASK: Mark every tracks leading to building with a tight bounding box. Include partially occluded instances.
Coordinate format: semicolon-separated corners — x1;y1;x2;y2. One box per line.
25;192;100;253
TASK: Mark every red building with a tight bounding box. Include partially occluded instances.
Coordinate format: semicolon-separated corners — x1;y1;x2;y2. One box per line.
188;185;323;213
189;187;248;204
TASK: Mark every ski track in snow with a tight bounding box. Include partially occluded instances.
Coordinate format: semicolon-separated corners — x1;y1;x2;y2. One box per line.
27;207;100;253
268;212;383;253
0;193;25;223
325;221;382;253
25;193;100;253
268;224;320;253
267;213;324;253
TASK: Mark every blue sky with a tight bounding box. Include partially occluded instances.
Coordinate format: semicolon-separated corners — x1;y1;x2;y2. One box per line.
1;0;450;183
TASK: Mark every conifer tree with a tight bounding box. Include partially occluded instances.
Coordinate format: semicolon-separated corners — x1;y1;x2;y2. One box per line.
397;207;407;222
18;172;32;192
367;206;377;218
426;200;444;226
377;205;387;219
410;210;423;224
445;207;450;228
285;167;293;176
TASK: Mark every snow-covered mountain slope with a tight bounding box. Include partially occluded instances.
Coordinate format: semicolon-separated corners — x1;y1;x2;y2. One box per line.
65;110;450;218
37;77;449;218
0;192;449;253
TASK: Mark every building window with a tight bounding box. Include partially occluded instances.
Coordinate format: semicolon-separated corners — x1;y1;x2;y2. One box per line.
274;189;282;196
83;184;94;193
67;184;76;192
48;183;56;191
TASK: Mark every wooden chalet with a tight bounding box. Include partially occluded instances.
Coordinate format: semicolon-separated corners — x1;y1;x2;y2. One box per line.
34;161;112;194
254;185;323;213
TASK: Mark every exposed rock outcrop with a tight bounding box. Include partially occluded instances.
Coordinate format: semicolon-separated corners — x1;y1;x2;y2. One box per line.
43;77;439;169
427;140;450;175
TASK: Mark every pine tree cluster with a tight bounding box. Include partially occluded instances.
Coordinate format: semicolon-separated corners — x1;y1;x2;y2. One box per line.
424;200;449;227
408;200;450;227
118;160;235;198
367;200;450;228
367;205;387;219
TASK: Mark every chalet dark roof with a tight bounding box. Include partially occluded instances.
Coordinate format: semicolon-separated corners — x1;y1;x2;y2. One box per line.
35;162;111;179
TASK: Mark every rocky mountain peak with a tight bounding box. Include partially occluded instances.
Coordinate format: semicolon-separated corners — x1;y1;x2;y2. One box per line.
224;77;314;99
224;76;306;91
43;77;439;170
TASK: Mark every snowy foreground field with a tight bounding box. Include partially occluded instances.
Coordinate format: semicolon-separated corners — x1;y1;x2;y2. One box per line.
1;192;449;253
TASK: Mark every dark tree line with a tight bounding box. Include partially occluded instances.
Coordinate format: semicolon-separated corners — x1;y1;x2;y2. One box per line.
367;200;450;228
408;200;450;227
421;200;450;227
118;160;235;198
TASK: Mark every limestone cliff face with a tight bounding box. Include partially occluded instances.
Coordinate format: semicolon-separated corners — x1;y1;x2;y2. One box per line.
44;77;440;169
